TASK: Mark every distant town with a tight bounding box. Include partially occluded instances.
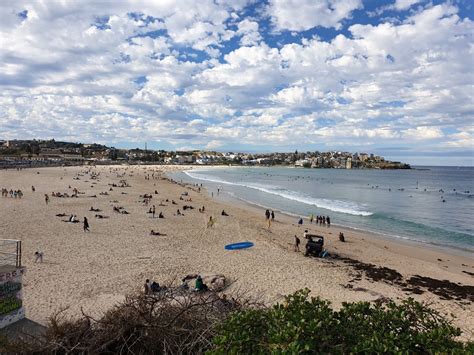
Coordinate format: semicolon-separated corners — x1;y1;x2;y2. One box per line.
0;139;410;169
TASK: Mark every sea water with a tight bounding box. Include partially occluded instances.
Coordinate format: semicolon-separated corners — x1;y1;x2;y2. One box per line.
172;166;474;253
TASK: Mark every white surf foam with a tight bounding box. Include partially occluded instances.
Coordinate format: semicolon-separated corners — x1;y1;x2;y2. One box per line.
184;170;373;216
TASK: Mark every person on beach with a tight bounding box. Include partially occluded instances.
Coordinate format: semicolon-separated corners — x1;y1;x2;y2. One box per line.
310;214;314;224
294;235;300;252
34;251;43;263
265;209;270;220
339;232;345;242
152;205;156;218
195;276;208;292
83;217;90;232
326;216;330;227
151;281;161;292
207;216;215;228
298;217;303;226
45;194;49;205
221;210;229;216
271;211;275;221
159;212;164;218
303;229;309;239
144;279;151;294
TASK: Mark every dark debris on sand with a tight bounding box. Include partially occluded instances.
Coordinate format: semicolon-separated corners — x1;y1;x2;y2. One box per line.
405;275;474;302
331;254;473;304
332;255;403;283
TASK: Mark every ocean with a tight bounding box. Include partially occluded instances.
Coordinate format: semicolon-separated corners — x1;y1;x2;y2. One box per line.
172;166;474;253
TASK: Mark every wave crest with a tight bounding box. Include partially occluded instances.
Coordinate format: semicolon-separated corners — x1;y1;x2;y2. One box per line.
184;170;373;216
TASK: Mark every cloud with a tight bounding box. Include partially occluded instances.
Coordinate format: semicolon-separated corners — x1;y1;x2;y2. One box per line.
393;0;422;11
402;127;444;140
0;1;472;162
266;0;363;31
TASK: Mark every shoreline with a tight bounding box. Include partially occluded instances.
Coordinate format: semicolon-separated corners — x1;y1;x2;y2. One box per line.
215;190;474;259
1;165;472;339
174;165;474;257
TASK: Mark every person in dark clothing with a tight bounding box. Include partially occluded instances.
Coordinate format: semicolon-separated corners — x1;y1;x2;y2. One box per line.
326;216;330;226
298;218;303;225
271;211;275;221
265;209;270;220
83;217;90;232
294;235;300;252
339;232;345;242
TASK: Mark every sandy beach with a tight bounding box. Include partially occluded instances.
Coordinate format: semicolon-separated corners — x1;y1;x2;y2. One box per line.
0;165;473;339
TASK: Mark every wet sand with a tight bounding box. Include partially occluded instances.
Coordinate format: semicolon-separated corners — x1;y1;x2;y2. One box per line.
0;165;473;339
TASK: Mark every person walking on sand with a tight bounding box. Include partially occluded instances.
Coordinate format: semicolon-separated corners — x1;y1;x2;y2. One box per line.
83;217;90;232
265;209;270;220
152;205;156;218
271;210;275;221
34;251;43;263
45;194;49;205
294;235;300;252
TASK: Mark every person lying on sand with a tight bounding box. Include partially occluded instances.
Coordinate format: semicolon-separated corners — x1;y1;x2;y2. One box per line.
95;214;109;219
150;230;167;236
221;210;229;216
55;213;67;217
90;207;101;212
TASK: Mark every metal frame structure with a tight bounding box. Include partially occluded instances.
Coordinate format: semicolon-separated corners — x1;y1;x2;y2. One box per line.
0;239;21;268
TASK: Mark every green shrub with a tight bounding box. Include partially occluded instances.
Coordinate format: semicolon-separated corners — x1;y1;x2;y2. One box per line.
210;289;472;354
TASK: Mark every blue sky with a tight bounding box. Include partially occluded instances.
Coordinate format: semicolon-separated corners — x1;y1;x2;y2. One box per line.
0;0;473;165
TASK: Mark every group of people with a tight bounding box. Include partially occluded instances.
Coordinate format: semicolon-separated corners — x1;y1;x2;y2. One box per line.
1;188;23;198
144;275;208;295
265;209;275;228
309;214;331;226
144;279;162;294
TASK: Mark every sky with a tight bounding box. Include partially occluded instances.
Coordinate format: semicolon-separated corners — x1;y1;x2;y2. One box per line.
0;0;473;165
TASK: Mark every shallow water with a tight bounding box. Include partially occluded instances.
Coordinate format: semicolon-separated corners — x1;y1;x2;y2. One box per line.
173;166;474;253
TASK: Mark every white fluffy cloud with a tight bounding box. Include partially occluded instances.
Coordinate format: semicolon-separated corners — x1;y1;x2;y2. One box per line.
0;1;472;161
393;0;422;11
266;0;363;31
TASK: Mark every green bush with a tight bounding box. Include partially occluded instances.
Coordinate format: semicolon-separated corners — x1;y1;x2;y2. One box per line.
210;289;473;354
